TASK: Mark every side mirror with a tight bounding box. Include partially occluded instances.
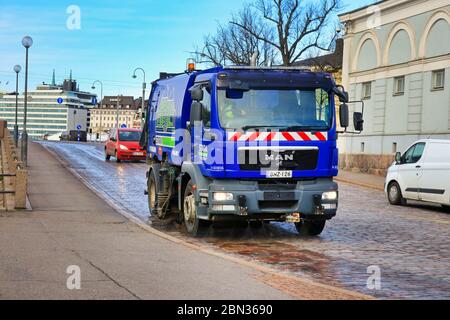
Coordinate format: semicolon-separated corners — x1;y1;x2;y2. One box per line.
189;87;203;101
339;103;349;128
190;102;203;126
395;152;402;164
353;112;364;132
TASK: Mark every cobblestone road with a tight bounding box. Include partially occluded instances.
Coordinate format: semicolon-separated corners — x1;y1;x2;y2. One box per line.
40;141;450;299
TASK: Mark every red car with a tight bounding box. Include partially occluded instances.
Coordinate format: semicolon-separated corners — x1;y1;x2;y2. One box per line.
105;128;146;162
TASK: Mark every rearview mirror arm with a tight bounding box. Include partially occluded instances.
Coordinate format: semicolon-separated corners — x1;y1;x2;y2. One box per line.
337;100;365;134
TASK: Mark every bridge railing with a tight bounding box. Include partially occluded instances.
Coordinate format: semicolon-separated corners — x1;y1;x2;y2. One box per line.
0;120;27;210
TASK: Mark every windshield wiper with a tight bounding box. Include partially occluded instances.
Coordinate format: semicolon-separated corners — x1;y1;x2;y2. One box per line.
281;126;328;131
241;125;285;131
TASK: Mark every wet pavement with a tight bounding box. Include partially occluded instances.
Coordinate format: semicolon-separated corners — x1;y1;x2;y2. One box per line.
39;141;450;300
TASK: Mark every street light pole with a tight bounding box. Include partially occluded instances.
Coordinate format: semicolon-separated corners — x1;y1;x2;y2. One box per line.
116;94;122;129
132;67;146;129
13;65;22;147
92;80;103;141
21;36;33;167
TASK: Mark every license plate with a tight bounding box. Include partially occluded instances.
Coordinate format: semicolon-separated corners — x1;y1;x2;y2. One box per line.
266;171;293;179
133;152;144;156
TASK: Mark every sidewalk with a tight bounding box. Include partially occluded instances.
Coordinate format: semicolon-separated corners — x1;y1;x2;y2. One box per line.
0;142;292;300
336;170;386;191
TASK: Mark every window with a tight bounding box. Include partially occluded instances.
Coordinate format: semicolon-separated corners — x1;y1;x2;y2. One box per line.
362;82;372;99
217;88;331;130
119;131;141;142
411;143;426;163
402;143;425;164
200;85;212;128
432;69;445;90
393;77;405;95
361;142;365;153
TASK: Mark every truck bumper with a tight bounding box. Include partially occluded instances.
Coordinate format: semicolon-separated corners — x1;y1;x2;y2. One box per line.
196;178;338;221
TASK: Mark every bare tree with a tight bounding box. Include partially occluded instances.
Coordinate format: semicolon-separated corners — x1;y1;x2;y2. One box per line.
231;0;342;66
192;8;277;67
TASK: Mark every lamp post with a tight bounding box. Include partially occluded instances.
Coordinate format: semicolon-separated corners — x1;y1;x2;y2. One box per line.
91;80;103;141
21;36;32;167
13;65;22;147
132;67;146;129
116;94;122;129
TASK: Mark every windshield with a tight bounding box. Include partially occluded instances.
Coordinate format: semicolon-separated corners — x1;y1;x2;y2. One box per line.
218;88;331;131
119;131;141;142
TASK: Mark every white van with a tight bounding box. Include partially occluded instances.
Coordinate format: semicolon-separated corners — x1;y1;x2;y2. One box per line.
385;139;450;210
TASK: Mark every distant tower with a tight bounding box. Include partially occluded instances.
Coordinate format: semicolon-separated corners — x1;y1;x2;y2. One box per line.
52;69;56;86
69;69;73;81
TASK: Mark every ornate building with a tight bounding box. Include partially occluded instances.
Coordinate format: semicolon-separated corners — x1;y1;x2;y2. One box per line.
339;0;450;175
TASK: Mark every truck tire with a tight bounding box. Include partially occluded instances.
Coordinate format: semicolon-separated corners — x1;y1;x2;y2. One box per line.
147;170;159;217
105;149;111;161
442;205;450;213
182;180;206;237
388;181;404;205
295;219;326;236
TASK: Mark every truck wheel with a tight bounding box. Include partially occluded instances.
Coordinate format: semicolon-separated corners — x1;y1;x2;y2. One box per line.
182;180;206;237
295;219;326;236
147;171;158;217
442;205;450;213
388;182;404;205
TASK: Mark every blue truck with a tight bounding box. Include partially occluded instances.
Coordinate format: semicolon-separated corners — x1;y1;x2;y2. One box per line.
142;66;363;236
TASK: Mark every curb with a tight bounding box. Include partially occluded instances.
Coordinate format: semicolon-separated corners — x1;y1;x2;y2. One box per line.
335;177;385;192
39;142;374;300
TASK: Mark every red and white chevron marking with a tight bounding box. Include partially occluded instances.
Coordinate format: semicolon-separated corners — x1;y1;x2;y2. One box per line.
227;131;328;142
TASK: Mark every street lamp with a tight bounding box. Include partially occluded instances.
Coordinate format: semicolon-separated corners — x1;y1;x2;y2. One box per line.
13;65;22;147
21;35;32;167
132;67;146;129
116;94;123;129
91;80;103;141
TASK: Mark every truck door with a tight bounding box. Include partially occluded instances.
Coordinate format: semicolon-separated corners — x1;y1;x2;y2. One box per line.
398;143;425;200
191;83;216;171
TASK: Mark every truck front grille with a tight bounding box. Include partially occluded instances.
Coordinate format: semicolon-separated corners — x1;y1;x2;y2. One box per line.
238;149;318;171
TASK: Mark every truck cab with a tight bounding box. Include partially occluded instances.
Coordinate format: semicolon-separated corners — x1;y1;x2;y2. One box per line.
144;66;362;236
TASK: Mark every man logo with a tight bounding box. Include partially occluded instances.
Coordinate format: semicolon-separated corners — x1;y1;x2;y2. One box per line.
264;154;295;162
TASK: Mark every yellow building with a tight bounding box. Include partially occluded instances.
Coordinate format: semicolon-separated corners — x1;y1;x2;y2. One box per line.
90;96;141;133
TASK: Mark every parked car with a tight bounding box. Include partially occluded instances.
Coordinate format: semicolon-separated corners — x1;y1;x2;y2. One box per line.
385;139;450;210
105;128;146;162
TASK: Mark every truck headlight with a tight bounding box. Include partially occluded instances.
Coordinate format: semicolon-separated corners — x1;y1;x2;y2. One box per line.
322;191;338;201
119;145;129;151
213;192;234;201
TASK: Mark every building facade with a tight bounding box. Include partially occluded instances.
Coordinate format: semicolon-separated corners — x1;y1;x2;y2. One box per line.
90;96;140;133
0;77;96;139
339;0;450;175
